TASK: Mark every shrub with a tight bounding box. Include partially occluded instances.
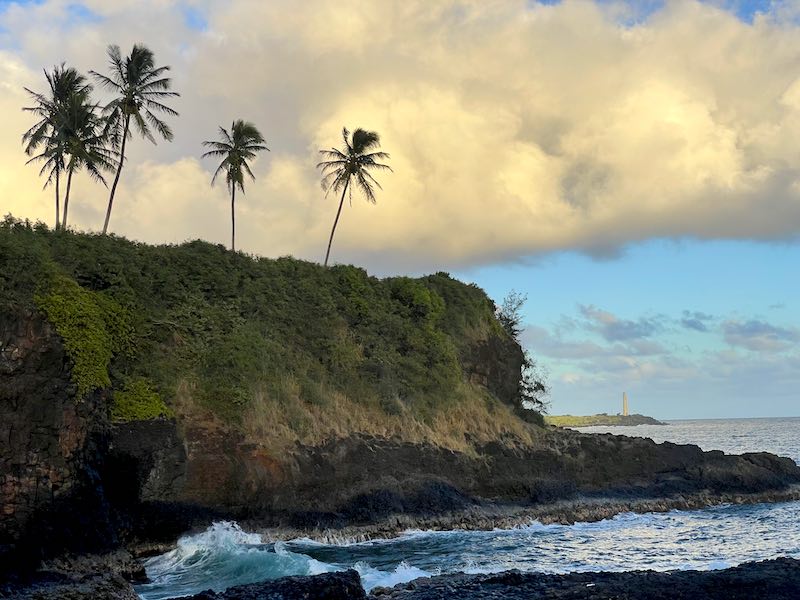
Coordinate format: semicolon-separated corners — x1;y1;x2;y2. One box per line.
110;378;173;422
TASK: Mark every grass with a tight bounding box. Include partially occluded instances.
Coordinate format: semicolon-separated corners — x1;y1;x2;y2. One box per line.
1;216;542;452
545;414;663;427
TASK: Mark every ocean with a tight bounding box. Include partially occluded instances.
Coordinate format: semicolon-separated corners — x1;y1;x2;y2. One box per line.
135;417;800;599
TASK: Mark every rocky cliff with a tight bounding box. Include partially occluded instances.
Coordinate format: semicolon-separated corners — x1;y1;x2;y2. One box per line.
3;304;798;570
1;222;800;575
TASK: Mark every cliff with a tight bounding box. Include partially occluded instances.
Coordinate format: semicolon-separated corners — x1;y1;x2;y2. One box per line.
1;218;799;574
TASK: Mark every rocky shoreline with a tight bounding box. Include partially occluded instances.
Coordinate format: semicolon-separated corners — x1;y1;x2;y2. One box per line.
6;556;799;599
2;490;799;599
4;308;800;598
252;486;800;544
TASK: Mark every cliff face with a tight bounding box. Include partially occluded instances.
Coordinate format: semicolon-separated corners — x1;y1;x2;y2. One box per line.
0;310;113;566
1;225;799;571
2;307;800;570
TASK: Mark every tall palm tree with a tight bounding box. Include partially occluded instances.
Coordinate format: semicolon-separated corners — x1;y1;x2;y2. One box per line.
201;120;269;252
90;44;179;234
58;89;118;229
317;127;391;267
22;65;91;230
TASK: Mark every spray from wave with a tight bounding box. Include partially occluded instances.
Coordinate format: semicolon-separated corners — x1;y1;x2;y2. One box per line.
135;522;429;600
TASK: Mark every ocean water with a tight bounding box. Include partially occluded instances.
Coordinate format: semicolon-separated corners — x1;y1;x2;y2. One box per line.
136;418;800;599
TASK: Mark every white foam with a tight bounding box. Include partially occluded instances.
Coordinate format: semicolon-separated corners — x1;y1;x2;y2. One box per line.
355;560;433;591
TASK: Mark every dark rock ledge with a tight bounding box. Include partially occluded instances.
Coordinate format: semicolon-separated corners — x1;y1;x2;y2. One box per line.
172;558;800;600
370;557;800;599
4;557;800;599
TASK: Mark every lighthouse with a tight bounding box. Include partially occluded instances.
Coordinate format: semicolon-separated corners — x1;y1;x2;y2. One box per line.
622;392;629;416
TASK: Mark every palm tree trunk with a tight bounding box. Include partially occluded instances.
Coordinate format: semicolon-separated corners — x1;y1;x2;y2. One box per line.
102;115;130;235
231;186;236;252
54;171;61;231
62;168;74;230
324;181;349;267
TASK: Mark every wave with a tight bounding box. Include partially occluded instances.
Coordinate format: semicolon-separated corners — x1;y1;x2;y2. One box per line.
136;522;334;600
135;522;431;599
137;501;800;599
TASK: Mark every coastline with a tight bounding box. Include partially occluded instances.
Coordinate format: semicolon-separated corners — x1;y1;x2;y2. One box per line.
5;490;799;599
545;414;667;427
249;485;800;544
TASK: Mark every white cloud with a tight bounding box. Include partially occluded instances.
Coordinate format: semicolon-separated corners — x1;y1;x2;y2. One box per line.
2;0;800;271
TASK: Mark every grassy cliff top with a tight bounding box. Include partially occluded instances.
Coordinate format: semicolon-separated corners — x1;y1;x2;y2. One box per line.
1;217;541;451
545;414;666;427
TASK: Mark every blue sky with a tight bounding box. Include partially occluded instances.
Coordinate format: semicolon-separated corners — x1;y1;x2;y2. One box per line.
1;0;798;420
455;239;799;419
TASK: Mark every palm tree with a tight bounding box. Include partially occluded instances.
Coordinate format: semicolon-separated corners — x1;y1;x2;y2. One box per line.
58;89;118;229
90;44;179;234
22;65;91;230
317;127;391;267
201;120;269;252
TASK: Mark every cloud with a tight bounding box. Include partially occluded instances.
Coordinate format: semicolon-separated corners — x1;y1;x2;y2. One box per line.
522;305;800;417
2;1;800;271
722;319;800;352
681;310;714;332
578;304;664;341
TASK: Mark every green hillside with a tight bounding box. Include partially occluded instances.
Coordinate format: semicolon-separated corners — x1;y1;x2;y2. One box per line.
0;217;543;452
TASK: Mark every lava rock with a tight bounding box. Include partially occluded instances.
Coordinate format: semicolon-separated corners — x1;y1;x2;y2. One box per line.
181;570;366;599
369;557;800;599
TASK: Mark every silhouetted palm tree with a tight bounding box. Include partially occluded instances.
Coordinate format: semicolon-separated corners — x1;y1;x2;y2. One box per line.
90;44;179;234
22;64;91;230
58;90;118;229
317;127;391;267
201;120;269;252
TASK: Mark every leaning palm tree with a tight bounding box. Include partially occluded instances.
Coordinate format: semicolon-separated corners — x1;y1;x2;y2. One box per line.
22;64;91;230
317;127;391;267
90;44;179;234
201;120;269;252
58;89;119;229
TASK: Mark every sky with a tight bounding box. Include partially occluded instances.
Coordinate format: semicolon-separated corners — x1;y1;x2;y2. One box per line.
0;0;798;419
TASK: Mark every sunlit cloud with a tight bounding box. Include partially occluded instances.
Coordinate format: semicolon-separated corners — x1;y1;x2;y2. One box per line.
1;0;800;271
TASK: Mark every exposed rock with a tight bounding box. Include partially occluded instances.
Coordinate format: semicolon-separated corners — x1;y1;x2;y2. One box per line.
0;550;142;600
369;557;800;599
0;571;139;600
181;570;366;599
2;308;800;583
0;309;115;571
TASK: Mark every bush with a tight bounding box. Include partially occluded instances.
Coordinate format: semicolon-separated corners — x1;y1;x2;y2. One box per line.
1;221;541;437
110;378;173;422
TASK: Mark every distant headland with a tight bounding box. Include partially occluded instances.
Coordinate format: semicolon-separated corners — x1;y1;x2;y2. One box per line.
545;413;667;427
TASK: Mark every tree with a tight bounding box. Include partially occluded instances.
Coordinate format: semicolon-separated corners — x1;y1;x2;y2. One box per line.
22;64;91;230
496;289;527;340
201;120;269;252
496;290;550;416
316;127;391;267
57;88;118;229
90;44;179;234
520;350;550;414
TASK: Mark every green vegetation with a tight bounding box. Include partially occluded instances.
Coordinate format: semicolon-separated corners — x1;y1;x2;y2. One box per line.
202;120;269;252
110;378;173;422
34;273;133;398
546;414;666;427
496;290;550;414
317;127;392;266
1;218;543;447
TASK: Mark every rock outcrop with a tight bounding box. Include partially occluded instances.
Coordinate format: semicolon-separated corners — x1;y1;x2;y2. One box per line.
0;310;115;570
182;570;366;600
2;308;800;576
370;558;800;600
